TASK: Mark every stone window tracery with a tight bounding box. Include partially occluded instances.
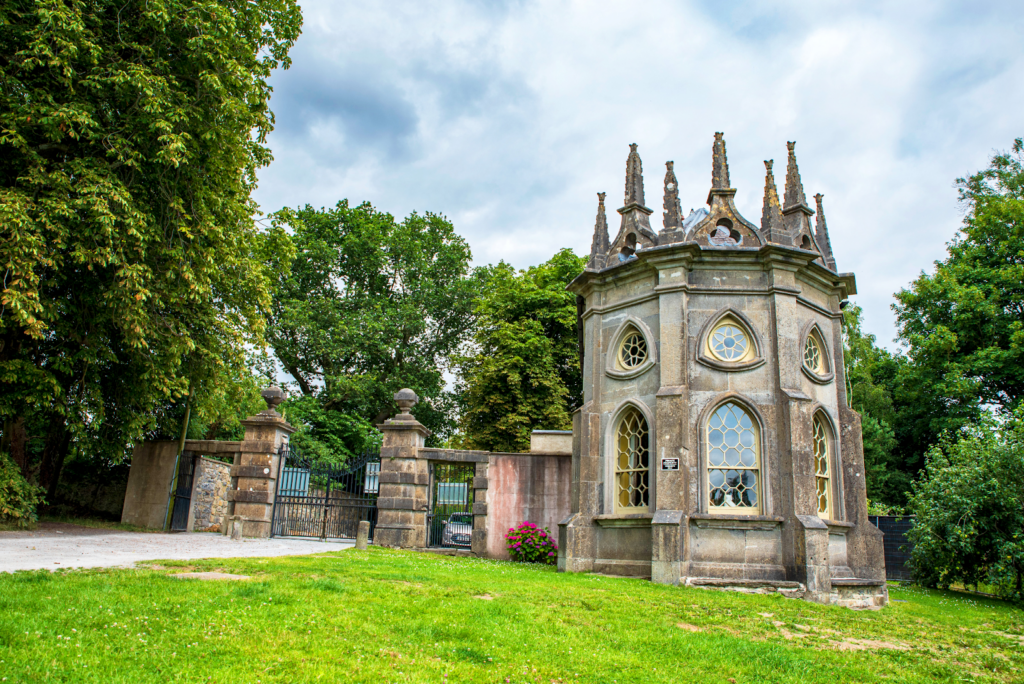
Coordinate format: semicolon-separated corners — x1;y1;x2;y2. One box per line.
709;323;749;362
618;330;648;369
804;334;824;374
813;415;832;519
615;407;650;512
706;402;760;514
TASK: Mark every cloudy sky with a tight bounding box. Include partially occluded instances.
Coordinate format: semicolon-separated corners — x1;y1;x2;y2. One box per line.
253;0;1024;349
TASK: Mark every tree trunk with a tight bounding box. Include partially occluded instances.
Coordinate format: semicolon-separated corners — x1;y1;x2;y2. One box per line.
39;416;73;502
2;416;28;475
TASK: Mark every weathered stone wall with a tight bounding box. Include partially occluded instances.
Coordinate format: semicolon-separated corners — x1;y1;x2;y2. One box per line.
188;457;231;533
485;453;572;560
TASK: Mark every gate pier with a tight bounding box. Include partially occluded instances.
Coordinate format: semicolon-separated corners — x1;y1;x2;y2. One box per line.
226;387;296;538
374;389;432;548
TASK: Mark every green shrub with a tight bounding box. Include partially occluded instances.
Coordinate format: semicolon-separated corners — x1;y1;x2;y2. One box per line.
0;452;45;528
505;521;557;564
907;409;1024;602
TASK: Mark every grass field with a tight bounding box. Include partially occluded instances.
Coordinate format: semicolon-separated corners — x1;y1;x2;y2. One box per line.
0;547;1021;683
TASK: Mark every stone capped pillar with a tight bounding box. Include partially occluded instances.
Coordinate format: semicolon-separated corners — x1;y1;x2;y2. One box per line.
374;389;431;548
228;386;296;538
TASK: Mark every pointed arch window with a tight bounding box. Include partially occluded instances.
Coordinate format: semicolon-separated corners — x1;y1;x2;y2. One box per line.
615;407;650;512
606;317;658;380
706;402;761;514
696;309;766;372
801;324;834;384
813;414;833;519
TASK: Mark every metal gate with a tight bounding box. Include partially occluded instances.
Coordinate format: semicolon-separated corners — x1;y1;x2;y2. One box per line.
169;451;197;531
427;461;475;548
271;444;380;541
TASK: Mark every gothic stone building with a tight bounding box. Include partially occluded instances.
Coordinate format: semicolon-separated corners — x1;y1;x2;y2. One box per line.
558;134;887;607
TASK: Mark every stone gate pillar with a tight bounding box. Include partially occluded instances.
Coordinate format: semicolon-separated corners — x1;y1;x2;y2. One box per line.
227;386;296;538
374;389;431;549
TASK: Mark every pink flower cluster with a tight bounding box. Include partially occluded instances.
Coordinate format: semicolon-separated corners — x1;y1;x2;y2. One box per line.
504;521;558;565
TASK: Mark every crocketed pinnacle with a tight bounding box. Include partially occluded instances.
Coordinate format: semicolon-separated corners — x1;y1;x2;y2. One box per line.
783;141;809;210
712;132;731;190
624;143;645;207
761;160;784;242
663;161;683;229
814;193;837;271
588;192;610;268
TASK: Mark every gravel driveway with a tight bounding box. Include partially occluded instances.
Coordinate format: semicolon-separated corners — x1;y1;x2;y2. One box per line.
0;523;353;573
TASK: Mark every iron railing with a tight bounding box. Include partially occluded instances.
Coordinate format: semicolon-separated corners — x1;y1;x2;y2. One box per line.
169;451;197;531
427;461;475;548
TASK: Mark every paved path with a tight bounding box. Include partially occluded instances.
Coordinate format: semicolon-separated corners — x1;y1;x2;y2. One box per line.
0;523;353;573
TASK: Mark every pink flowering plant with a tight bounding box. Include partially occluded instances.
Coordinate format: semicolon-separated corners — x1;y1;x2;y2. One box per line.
505;521;558;565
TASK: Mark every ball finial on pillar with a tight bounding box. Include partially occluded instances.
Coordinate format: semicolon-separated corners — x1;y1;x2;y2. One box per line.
394;388;418;420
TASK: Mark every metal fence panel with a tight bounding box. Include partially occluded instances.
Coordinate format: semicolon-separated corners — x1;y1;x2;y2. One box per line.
869;515;915;581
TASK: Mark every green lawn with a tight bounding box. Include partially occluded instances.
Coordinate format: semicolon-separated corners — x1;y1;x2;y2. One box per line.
1;547;1021;683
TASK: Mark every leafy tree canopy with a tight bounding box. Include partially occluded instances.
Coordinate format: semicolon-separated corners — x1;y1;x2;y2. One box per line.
908;409;1024;602
455;248;586;452
893;138;1024;439
0;0;301;496
268;200;476;454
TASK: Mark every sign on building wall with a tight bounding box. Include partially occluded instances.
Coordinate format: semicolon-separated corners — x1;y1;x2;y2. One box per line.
661;458;679;471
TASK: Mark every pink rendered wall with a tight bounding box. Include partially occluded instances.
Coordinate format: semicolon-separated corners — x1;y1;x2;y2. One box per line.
485;454;571;560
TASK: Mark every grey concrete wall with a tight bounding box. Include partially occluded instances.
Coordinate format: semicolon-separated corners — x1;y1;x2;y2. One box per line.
121;441;179;529
485;453;571;560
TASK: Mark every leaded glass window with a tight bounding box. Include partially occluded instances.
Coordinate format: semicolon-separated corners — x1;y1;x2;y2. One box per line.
618;330;648;369
709;323;749;362
804;334;824;374
615;407;649;511
707;402;760;513
813;416;831;519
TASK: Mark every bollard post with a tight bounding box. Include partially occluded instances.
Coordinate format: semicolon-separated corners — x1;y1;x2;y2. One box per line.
230;515;243;541
355;520;370;550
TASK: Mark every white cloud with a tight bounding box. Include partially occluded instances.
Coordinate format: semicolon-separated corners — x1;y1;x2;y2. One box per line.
254;0;1024;349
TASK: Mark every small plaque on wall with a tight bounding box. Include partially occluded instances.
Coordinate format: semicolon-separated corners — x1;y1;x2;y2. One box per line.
661;458;679;471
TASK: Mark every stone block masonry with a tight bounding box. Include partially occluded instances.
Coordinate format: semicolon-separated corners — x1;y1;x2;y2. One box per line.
188;457;231;532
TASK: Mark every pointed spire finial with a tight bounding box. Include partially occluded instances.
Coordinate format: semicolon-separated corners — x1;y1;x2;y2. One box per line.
813;193;837;270
783;141;809;210
663;161;683;230
712;132;731;190
761;160;784;243
624;143;645;207
588;192;610;269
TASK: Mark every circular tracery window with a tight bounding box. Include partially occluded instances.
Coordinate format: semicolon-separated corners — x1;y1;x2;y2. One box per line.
804;335;824;373
709;323;749;361
618;331;648;369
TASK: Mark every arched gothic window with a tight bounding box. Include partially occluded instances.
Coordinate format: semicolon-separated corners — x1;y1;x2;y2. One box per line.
707;402;761;514
615;407;650;512
813;415;832;519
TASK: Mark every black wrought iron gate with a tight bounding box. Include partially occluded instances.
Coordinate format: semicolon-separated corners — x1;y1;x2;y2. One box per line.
427;461;475;548
271;444;381;541
169;451;197;531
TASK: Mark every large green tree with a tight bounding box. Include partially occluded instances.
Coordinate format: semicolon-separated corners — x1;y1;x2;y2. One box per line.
0;0;301;496
891;138;1024;478
455;248;586;452
268;201;476;455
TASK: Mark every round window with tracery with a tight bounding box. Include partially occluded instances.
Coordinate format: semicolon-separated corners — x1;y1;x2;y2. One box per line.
804;335;824;374
709;323;749;362
618;331;648;369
